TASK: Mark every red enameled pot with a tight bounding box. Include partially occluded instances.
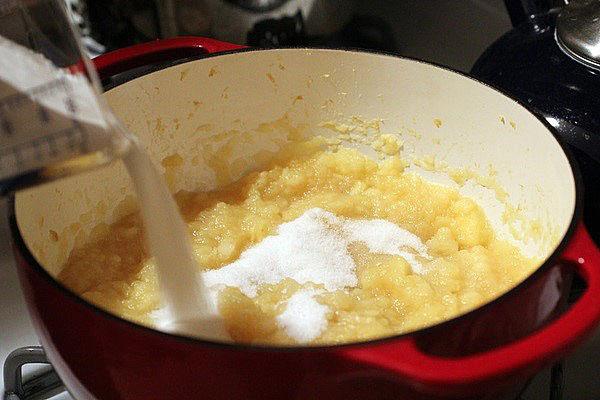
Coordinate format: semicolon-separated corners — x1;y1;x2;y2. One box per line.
9;37;600;400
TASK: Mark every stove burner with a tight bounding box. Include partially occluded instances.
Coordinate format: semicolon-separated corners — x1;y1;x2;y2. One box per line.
3;347;64;400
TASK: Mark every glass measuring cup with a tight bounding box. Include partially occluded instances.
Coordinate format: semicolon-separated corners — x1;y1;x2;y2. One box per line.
0;0;130;194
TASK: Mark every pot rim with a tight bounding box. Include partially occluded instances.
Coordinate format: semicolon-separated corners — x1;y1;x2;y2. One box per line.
9;45;585;353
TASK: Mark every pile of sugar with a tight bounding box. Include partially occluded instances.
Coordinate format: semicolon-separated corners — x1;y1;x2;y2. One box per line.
275;288;329;344
199;207;431;343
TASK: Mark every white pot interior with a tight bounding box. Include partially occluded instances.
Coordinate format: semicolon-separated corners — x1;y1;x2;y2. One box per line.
15;49;576;284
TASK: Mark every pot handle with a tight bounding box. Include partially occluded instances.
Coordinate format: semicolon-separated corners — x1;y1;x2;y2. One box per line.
342;222;600;393
92;36;245;81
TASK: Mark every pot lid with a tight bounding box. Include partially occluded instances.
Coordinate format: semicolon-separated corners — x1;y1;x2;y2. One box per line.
556;0;600;70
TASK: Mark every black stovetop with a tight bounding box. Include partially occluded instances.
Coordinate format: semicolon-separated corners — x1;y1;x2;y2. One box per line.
471;10;600;249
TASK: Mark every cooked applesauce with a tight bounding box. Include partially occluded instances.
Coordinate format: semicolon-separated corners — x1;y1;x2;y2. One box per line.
58;137;536;345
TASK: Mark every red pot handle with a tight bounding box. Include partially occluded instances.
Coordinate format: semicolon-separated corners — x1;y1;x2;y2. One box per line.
92;36;245;81
342;222;600;394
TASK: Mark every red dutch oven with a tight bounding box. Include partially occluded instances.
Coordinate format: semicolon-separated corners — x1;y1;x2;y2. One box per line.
9;37;600;400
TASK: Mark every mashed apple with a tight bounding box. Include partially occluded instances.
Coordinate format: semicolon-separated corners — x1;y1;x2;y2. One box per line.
58;138;536;345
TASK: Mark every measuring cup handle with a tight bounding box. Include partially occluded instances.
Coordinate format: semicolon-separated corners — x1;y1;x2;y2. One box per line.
92;37;245;81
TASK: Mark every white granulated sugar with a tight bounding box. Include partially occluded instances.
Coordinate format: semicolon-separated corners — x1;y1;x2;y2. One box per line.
150;304;230;339
342;219;428;254
202;208;431;298
202;208;357;297
200;208;431;342
276;289;330;343
341;218;431;274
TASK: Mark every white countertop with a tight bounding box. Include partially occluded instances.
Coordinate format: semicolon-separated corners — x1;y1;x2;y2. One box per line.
1;199;598;400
